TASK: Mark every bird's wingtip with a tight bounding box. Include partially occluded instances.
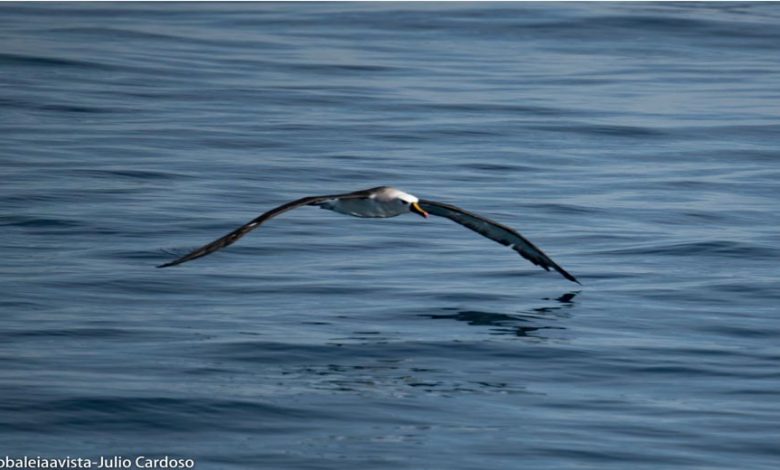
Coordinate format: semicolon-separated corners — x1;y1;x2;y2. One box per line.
559;269;581;285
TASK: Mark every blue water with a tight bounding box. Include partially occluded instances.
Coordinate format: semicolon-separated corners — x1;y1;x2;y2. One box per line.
2;2;780;468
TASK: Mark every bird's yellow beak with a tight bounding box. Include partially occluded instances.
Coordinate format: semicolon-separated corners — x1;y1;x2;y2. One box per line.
411;202;429;218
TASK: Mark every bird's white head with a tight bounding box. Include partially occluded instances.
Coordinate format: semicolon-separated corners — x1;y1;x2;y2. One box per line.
380;187;428;218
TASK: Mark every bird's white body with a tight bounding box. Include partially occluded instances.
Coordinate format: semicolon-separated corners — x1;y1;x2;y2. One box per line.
318;187;419;218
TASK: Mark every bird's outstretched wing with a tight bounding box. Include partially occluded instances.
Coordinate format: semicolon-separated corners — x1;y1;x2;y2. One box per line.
418;199;580;284
157;190;372;268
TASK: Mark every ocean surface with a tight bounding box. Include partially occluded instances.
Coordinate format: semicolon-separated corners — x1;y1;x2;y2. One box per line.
2;2;780;469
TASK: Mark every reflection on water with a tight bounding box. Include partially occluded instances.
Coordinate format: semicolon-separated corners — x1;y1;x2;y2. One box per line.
269;293;579;397
296;293;579;396
281;360;530;397
425;292;579;338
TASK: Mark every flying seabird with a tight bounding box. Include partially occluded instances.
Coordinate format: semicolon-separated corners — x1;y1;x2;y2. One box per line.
158;186;579;284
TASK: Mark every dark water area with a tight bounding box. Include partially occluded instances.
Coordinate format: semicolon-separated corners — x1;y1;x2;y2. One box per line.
2;2;780;469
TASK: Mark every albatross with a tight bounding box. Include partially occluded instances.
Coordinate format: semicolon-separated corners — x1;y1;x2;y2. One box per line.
158;186;579;284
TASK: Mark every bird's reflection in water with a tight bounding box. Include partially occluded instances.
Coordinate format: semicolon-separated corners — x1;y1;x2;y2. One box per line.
288;293;579;397
426;291;579;338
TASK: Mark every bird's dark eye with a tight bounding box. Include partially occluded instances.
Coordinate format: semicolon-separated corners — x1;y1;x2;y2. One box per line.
401;200;409;205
